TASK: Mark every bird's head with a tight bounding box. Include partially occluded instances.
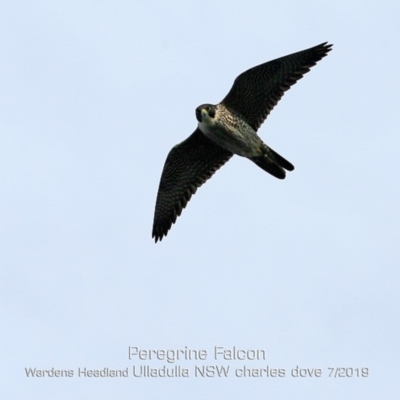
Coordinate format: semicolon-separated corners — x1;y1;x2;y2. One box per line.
196;104;216;123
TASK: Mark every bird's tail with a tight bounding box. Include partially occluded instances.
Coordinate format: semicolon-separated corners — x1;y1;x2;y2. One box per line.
251;146;294;179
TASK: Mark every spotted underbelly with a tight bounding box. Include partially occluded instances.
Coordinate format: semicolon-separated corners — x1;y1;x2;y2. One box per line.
200;124;262;158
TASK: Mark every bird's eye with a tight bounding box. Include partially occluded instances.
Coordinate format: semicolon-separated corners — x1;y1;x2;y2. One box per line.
195;108;201;122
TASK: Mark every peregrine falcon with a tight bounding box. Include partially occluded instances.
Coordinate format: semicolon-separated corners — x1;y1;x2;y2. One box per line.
152;42;333;242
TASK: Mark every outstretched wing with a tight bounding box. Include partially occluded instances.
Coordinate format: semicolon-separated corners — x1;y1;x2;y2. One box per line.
152;128;233;242
222;42;333;131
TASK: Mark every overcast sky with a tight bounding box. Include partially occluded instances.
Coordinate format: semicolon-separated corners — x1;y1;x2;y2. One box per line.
1;1;400;399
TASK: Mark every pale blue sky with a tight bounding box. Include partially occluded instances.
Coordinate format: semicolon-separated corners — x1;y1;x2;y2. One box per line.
1;1;400;399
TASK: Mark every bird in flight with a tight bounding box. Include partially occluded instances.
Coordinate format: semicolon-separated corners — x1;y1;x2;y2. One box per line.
152;42;333;242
